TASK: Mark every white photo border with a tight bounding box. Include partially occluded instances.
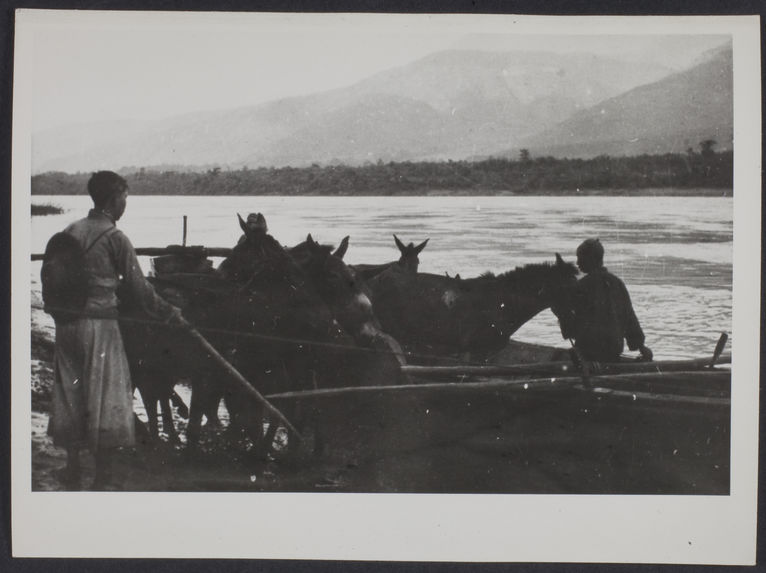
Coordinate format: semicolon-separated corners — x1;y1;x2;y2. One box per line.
10;10;761;564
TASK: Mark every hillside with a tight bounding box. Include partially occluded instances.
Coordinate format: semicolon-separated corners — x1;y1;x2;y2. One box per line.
519;45;733;158
31;49;674;173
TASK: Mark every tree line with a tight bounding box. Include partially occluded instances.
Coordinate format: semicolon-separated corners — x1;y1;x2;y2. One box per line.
32;148;732;196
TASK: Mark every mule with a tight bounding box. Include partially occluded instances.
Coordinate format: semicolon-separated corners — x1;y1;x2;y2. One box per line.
365;254;579;363
203;232;406;452
122;225;405;454
352;235;429;280
288;234;406;366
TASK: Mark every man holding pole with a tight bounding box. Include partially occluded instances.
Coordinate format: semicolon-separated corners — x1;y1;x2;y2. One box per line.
47;170;186;490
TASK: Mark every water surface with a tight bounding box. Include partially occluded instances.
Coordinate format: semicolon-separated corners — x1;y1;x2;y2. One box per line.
31;194;732;360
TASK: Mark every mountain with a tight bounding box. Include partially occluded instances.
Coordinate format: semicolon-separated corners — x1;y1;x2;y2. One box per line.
31;49;675;173
517;44;733;158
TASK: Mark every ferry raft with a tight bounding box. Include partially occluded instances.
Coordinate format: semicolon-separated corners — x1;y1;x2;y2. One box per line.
32;242;731;494
264;337;731;494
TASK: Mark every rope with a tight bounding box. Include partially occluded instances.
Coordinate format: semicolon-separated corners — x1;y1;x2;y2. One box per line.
29;302;494;368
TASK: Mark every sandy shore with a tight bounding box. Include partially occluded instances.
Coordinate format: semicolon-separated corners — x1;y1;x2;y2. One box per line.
30;355;335;492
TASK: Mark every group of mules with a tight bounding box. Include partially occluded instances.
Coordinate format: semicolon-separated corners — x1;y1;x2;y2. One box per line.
120;214;579;457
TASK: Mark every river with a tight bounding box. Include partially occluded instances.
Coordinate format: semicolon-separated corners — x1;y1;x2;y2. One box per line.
30;193;732;360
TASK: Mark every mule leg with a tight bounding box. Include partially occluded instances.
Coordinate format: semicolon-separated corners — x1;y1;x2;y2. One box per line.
262;419;278;453
138;388;160;442
187;384;207;448
160;395;180;444
237;402;267;459
204;388;223;428
170;390;189;419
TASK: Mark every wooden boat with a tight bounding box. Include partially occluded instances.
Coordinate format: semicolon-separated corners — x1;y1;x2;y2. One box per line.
265;338;731;494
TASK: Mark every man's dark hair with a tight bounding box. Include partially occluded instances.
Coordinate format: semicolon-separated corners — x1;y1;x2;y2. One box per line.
88;171;127;208
576;238;605;271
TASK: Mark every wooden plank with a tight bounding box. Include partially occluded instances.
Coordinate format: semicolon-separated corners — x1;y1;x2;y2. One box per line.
402;361;574;377
31;245;234;261
585;386;730;407
266;369;730;401
402;354;731;378
135;246;232;257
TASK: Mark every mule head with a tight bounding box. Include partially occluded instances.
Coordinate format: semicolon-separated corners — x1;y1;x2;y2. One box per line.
290;233;334;263
545;253;578;321
546;252;579;290
393;234;429;273
292;235;367;312
289;234;405;357
541;253;579;317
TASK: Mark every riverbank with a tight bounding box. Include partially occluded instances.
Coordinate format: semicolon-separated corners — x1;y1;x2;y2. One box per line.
31;151;733;196
31;203;64;216
29;310;346;492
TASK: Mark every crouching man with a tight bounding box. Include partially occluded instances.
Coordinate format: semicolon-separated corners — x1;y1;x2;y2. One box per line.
556;238;653;363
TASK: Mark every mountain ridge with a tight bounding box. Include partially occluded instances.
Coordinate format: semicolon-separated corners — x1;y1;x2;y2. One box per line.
517;45;733;158
31;46;730;173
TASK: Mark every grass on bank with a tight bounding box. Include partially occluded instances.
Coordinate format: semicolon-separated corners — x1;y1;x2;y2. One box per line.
32;203;64;216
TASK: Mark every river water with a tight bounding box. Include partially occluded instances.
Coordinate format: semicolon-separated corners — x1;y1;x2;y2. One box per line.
30;194;732;360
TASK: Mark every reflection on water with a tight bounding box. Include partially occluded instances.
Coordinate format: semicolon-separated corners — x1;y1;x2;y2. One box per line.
31;194;732;360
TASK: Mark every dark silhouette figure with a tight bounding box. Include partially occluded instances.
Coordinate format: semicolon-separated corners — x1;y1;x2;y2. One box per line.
556;238;652;362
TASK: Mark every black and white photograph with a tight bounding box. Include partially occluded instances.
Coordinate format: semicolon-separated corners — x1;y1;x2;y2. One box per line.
10;10;761;563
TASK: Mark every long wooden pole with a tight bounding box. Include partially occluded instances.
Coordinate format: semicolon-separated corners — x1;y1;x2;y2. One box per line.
402;354;731;379
265;370;730;404
31;245;234;261
184;326;303;440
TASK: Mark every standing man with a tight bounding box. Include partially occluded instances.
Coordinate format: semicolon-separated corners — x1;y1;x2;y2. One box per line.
47;170;185;490
557;238;653;363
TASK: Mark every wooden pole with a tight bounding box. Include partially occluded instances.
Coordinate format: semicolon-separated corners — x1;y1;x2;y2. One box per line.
710;332;728;367
265;370;730;403
32;246;233;261
185;326;303;440
401;354;731;379
182;215;188;247
135;246;233;257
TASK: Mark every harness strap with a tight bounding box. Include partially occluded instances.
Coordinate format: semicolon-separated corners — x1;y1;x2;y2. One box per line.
82;226;116;254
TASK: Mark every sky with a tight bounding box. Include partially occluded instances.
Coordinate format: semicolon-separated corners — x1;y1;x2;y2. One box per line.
17;11;731;133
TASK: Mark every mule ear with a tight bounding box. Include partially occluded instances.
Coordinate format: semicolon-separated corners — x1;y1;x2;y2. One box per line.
555;252;564;265
414;238;429;255
393;234;406;254
333;235;350;259
238;213;247;233
306;233;323;253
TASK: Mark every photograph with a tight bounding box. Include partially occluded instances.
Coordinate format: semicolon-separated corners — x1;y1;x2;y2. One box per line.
11;10;761;563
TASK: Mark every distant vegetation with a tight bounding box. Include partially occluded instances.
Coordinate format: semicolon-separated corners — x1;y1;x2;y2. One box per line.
32;147;733;197
31;203;64;215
